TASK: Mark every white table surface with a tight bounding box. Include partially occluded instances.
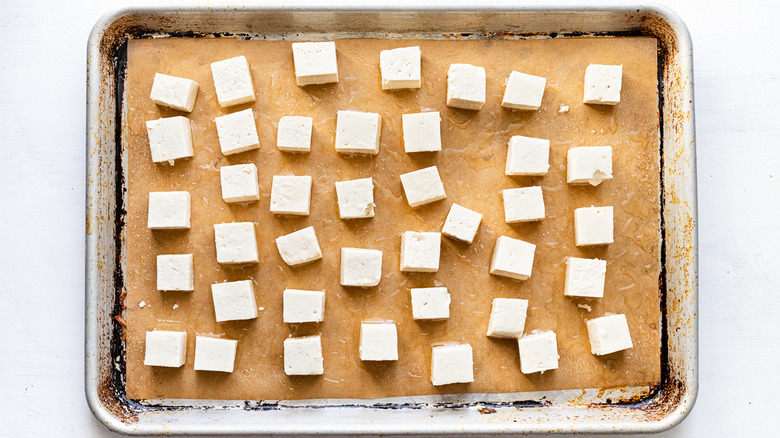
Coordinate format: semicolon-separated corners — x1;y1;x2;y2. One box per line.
1;0;778;436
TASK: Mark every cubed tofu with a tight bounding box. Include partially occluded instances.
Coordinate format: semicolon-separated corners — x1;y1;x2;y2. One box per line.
277;116;313;153
506;135;550;176
284;335;324;375
147;191;191;230
145;116;193;165
486;298;528;339
567;146;613;186
400;231;441;273
220;163;260;203
283;289;326;323
503;186;545;223
586;314;633;355
213;222;259;264
573;206;613;246
144;330;187;368
193;336;238;372
410;287;451;320
583;64;622;105
215;108;260;156
446;64;486;110
335;177;375;219
564;257;607;298
431;344;474;386
334;110;382;155
150;73;199;112
402;111;441;153
210;280;258;322
156;254;194;291
270;175;312;216
379;46;422;90
275;226;323;267
340;248;383;287
441;203;482;244
210;55;255;108
489;236;536;280
292;42;339;86
517;331;559;374
501;71;546;110
360;322;398;361
399;166;446;208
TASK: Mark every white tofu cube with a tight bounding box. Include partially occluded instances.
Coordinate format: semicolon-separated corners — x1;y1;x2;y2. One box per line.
210;55;255;108
567;146;613;186
506;135;550;176
220;163;260;203
431;344;474;386
360;322;398;361
410;287;450;320
145;116;193;165
193;336;238;372
402;111;441;153
441;203;482;244
399;166;446;208
283;289;325;323
503;186;545;223
517;331;559;374
150;73;199;112
501;71;546;110
156;254;193;291
583;64;622;105
446;64;486;110
335;177;375;219
215;108;260;156
379;46;422;90
334;110;382;155
400;231;441;273
284;335;324;375
144;330;187;368
277;116;313;153
292;41;339;86
486;298;528;339
270;175;312;216
586;314;634;355
275;226;323;267
147;191;191;230
210;280;258;322
564;257;607;298
340;248;383;288
213;222;259;264
490;236;536;280
574;206;614;246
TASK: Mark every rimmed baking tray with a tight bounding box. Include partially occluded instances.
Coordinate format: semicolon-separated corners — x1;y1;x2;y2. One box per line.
85;2;697;434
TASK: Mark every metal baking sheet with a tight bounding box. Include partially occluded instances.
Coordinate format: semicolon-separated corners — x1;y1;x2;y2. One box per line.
85;2;697;434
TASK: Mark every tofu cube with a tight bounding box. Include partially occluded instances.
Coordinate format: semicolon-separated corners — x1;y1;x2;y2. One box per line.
431;344;474;386
210;55;255;108
360;322;398;361
506;135;550;176
277;116;313;153
213;222;259;264
486;298;529;338
335;110;382;155
145;116;193;165
220;163;260;203
400;231;441;273
441;203;482;244
147;191;191;230
340;248;383;287
503;186;545;223
402;111;441;153
215;108;260;156
446;64;485;110
150;73;199;112
583;64;622;105
379;46;422;90
270;175;312;216
275;226;323;267
156;254;194;291
283;289;326;323
193;336;238;372
292;41;339;86
410;287;450;320
564;257;607;298
399;166;446;208
284;335;324;375
567;146;613;186
490;236;536;280
501;71;546;110
335;177;375;219
574;206;614;246
144;330;187;368
210;280;258;322
586;314;634;355
517;331;559;374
